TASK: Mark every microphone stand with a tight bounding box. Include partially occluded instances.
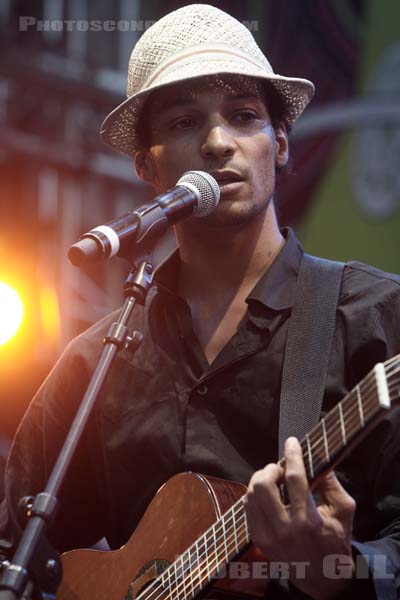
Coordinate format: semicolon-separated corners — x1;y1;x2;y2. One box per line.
0;207;169;600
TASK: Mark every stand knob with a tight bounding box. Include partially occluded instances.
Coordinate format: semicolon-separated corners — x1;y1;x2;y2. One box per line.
125;331;143;354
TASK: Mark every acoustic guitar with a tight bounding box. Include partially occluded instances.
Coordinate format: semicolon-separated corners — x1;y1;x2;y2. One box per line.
57;355;400;599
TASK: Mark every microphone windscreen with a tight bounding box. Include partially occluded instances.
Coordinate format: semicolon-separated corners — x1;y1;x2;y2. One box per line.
177;171;220;217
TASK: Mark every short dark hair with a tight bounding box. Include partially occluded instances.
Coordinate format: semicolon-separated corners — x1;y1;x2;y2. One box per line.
135;100;152;152
262;80;291;134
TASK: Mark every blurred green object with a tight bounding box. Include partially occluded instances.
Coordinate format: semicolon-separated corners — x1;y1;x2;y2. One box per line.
300;0;400;274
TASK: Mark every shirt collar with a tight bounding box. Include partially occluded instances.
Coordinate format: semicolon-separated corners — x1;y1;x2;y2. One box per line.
154;247;181;297
155;227;304;311
247;227;303;311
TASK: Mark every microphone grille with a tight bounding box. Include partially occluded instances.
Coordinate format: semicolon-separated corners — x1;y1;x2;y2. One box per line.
177;171;220;217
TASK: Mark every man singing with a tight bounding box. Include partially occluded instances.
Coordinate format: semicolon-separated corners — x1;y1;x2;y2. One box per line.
1;5;400;598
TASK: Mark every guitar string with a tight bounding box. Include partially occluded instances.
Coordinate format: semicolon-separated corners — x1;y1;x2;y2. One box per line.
294;371;400;475
295;365;383;462
176;517;249;600
301;373;400;474
384;354;400;369
376;354;400;373
165;510;249;600
298;398;379;479
137;504;249;600
295;379;397;478
136;369;400;600
135;503;247;600
297;385;379;472
166;516;250;600
384;363;400;382
286;380;380;474
282;368;400;499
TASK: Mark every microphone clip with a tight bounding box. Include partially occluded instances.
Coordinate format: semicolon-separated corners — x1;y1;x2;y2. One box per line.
129;202;169;261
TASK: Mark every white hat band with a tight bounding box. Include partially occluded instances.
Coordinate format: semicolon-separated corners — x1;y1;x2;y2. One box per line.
142;43;273;90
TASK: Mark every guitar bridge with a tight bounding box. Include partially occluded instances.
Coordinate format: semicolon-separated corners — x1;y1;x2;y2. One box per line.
126;558;170;599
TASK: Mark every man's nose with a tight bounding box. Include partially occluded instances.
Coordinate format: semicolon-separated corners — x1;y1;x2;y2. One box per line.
200;122;236;159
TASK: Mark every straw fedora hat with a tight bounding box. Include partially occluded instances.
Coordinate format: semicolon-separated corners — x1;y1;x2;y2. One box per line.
100;4;315;155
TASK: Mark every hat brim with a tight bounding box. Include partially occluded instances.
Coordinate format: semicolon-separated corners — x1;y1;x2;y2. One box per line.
100;59;314;155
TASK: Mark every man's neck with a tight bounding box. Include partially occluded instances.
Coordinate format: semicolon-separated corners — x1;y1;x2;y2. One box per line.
176;202;284;301
174;202;284;365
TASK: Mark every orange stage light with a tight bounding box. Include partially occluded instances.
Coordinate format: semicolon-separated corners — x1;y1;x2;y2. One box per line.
0;282;24;346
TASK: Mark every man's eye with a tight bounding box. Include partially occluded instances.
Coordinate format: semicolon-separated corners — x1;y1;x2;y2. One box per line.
171;117;196;129
233;111;258;122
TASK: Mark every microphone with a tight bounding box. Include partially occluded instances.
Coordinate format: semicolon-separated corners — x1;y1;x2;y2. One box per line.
68;171;220;267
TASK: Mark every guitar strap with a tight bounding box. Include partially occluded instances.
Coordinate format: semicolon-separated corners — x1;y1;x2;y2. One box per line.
278;253;345;459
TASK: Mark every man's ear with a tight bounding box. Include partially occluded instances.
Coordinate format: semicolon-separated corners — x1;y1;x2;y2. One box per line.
134;150;158;185
274;122;289;169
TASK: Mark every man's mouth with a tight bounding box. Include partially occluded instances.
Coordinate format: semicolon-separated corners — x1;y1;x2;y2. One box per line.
209;170;244;189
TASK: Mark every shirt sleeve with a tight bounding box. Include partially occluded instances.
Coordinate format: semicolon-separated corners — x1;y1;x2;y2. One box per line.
0;331;110;557
350;405;400;599
337;266;400;599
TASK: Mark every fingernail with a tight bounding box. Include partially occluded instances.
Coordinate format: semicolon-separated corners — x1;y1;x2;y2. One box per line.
285;437;298;450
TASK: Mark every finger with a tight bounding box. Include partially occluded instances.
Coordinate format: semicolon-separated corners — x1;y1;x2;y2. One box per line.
317;470;356;521
284;437;312;516
246;463;286;519
245;464;289;547
247;465;288;519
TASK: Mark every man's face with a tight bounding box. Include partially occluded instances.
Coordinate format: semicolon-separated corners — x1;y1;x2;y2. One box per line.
136;76;288;228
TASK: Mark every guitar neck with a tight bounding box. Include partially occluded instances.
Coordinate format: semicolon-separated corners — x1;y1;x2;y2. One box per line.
139;358;398;600
279;361;391;491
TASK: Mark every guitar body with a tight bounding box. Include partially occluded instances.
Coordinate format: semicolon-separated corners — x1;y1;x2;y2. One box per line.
58;472;266;600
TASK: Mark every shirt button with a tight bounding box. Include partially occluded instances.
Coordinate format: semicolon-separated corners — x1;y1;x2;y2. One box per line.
197;383;208;395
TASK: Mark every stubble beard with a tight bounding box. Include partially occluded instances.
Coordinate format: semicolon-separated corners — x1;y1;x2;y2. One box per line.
192;190;274;230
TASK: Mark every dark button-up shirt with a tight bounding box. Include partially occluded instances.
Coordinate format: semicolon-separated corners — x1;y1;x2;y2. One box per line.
1;228;400;598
